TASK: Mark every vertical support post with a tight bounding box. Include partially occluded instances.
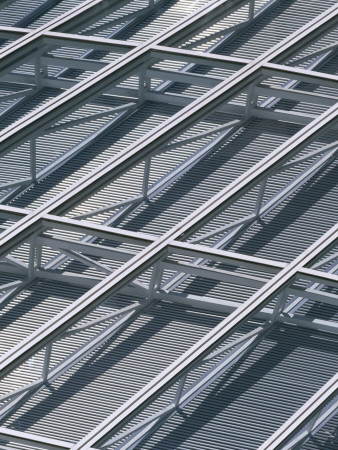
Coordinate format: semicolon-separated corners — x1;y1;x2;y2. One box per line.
286;258;338;316
245;83;257;118
254;178;267;216
249;0;255;21
28;238;36;281
138;65;150;104
174;374;187;407
42;343;52;381
290;410;322;449
28;237;41;281
306;411;321;435
35;50;47;91
142;156;151;197
35;56;41;89
30;137;37;182
270;289;289;323
147;262;163;301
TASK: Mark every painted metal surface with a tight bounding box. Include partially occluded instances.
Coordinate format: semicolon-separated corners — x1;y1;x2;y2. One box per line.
0;0;337;449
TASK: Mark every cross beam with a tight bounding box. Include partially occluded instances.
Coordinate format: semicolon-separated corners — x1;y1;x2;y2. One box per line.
0;1;337;382
0;0;336;448
71;224;338;449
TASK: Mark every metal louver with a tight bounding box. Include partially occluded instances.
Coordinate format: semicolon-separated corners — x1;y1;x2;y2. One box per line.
0;0;337;449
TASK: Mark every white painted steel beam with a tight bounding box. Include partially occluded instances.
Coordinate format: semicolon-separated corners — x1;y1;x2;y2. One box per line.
43;30;137;51
0;0;109;68
0;0;332;326
0;0;336;448
1;0;335;162
42;215;156;246
0;25;29;39
0;100;336;384
262;63;338;89
1;21;338;387
72;224;338;449
168;240;286;273
151;45;249;69
0;428;73;450
297;267;338;289
156;291;338;335
0;0;250;152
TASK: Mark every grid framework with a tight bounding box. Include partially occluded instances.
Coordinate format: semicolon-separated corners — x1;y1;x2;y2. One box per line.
0;0;337;448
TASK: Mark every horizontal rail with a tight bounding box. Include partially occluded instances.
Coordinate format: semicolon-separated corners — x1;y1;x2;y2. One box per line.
72;223;338;448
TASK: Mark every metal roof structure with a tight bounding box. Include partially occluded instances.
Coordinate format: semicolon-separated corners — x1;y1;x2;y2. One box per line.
0;0;337;448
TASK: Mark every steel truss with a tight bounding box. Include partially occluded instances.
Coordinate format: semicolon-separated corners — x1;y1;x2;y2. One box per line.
0;0;337;448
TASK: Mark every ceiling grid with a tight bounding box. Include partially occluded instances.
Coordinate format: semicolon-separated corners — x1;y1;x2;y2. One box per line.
0;0;337;448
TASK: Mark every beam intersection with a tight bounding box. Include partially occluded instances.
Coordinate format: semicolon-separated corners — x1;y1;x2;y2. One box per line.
0;0;337;448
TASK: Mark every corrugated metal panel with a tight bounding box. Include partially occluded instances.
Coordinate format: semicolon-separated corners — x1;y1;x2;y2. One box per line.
116;118;301;235
0;0;44;27
0;0;84;28
218;0;338;59
286;27;338;70
9;101;181;209
116;0;209;42
136;324;338;450
1;301;227;443
0;0;337;448
0;281;86;358
226;159;338;263
28;0;85;28
0;88;62;133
